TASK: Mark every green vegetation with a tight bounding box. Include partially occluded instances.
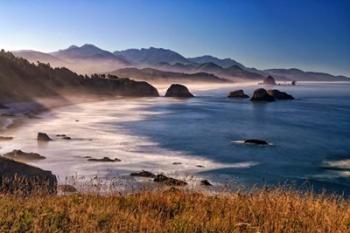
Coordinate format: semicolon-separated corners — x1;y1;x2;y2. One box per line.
0;50;158;102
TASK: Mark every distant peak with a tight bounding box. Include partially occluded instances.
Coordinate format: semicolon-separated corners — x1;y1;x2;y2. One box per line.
68;45;79;49
81;43;96;47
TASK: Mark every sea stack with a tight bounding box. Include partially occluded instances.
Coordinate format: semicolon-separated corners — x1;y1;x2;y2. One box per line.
228;90;249;98
165;84;194;97
37;132;52;141
251;88;275;102
263;76;276;85
267;89;294;100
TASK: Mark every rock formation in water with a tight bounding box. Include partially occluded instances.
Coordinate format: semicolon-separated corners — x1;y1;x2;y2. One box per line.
0;157;57;195
165;84;194;97
37;132;52;142
3;150;46;161
251;88;275;102
228;90;249;98
263;75;276;85
0;136;13;141
267;89;294;100
244;139;269;145
200;179;212;186
153;174;188;186
87;157;121;162
130;170;156;178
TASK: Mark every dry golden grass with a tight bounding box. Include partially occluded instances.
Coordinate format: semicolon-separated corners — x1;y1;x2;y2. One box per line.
0;188;350;233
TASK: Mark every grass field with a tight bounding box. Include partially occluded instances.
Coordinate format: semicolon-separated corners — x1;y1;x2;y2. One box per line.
0;187;349;233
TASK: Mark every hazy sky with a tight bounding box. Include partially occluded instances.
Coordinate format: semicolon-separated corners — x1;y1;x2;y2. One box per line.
1;0;349;76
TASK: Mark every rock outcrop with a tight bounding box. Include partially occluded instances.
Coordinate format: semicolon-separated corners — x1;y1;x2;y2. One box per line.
228;90;249;98
165;84;194;97
263;76;276;85
0;157;57;195
200;179;212;186
244;139;269;145
153;174;187;186
130;170;156;178
3;150;46;162
251;88;275;102
267;89;294;100
37;132;52;142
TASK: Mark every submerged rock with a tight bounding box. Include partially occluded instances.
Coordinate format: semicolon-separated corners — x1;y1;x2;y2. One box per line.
263;76;276;85
200;179;212;186
130;170;156;178
37;132;52;141
0;157;57;195
244;139;269;145
165;84;194;98
3;150;46;161
267;89;294;100
153;174;187;186
228;90;249;98
87;157;121;162
251;88;275;102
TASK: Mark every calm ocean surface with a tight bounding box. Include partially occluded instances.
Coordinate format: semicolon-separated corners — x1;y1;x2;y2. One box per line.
2;83;350;194
122;83;350;194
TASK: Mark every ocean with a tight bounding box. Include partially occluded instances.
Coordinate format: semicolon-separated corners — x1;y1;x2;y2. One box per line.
1;82;350;194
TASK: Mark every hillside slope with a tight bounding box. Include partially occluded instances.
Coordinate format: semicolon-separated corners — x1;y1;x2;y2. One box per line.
264;68;350;81
0;50;159;102
111;67;229;84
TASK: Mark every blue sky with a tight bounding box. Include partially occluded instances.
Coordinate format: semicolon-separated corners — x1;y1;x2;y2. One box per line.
0;0;349;76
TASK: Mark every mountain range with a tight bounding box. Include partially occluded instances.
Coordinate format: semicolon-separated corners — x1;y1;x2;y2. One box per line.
12;44;349;83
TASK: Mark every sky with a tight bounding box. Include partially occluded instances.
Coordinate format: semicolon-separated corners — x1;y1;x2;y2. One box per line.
0;0;349;76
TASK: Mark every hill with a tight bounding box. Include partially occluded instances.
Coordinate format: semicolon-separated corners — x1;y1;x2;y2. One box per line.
111;67;229;84
264;68;350;82
188;55;244;68
0;50;159;102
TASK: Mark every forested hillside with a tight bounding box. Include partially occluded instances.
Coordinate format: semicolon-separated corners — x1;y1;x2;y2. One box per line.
0;50;159;102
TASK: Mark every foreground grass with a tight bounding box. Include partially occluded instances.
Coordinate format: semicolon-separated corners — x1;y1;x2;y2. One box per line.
0;188;350;233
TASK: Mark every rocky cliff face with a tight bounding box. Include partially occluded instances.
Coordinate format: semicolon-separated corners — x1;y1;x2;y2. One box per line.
0;157;57;195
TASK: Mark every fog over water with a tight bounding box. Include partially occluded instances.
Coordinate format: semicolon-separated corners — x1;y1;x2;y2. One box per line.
1;82;350;193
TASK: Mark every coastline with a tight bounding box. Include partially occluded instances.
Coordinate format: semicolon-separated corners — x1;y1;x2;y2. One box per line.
1;81;350;194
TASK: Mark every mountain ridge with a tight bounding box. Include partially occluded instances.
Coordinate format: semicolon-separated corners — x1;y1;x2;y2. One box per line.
10;44;350;81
